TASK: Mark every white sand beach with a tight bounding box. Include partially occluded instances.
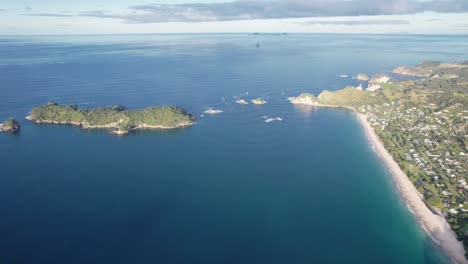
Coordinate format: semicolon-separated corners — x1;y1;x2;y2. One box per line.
356;113;467;264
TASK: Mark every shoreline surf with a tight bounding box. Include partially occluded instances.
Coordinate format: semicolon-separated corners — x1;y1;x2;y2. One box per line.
291;101;466;263
355;112;467;264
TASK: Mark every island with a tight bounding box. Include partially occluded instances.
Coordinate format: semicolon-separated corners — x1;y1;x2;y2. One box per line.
252;98;267;105
0;118;20;133
204;108;223;114
27;103;195;135
356;73;370;81
236;99;249;105
290;61;468;264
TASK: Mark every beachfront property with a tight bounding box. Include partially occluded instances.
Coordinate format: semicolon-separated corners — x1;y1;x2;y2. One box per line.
359;101;467;220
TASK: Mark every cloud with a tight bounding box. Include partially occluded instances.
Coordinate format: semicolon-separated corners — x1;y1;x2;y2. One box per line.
109;0;468;23
22;0;468;23
24;6;32;11
301;19;411;25
25;13;74;17
0;9;5;12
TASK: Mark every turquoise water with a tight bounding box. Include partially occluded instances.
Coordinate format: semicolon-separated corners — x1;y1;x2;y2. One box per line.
1;34;466;263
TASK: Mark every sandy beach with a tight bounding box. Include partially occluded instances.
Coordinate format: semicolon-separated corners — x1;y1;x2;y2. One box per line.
356;112;467;264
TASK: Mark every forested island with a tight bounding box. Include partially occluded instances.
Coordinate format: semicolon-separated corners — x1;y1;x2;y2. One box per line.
27;103;195;135
0;118;20;133
290;61;468;262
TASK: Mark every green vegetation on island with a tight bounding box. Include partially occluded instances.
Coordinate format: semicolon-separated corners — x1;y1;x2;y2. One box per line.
0;118;20;133
28;102;195;134
291;61;468;253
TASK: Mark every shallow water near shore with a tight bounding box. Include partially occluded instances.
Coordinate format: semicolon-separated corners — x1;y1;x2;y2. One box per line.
1;34;467;263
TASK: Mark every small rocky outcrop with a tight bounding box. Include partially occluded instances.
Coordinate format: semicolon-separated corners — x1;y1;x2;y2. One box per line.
288;93;319;105
0;118;20;133
356;73;370;81
252;98;267;105
204;108;223;114
236;99;249;105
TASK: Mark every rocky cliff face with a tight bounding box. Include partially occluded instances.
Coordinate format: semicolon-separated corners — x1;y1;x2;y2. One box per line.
288;93;319;105
393;61;468;84
392;65;433;77
367;74;392;92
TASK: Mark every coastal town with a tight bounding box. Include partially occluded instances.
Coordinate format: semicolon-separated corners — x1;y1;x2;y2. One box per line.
290;60;468;260
360;94;467;231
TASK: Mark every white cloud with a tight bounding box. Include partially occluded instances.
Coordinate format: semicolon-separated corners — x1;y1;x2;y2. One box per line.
83;0;468;23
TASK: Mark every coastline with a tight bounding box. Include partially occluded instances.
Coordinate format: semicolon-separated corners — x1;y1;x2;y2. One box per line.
0;123;20;133
290;100;466;263
355;112;467;264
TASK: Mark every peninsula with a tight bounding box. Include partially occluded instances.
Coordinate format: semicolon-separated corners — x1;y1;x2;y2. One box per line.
290;61;468;264
0;118;20;133
27;103;195;135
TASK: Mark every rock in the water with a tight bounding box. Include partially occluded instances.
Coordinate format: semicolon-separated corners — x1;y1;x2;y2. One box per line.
356;73;370;81
0;118;20;133
236;99;249;105
204;108;223;114
252;98;267;105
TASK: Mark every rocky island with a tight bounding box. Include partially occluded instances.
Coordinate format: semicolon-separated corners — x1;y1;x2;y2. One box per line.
356;73;370;81
27;103;195;135
252;98;267;105
290;61;468;264
204;108;223;114
0;118;20;133
236;99;249;105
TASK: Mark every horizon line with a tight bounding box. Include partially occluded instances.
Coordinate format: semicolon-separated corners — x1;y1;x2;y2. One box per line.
1;32;468;37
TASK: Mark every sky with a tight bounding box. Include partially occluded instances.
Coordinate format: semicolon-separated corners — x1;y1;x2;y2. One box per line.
0;0;467;34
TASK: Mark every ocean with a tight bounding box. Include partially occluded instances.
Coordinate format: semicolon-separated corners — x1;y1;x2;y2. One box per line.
1;34;467;264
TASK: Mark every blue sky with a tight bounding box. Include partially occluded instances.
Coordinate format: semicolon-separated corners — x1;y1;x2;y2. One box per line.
0;0;467;34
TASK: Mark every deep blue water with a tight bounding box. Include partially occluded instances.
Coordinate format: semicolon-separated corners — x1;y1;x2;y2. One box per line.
1;34;467;264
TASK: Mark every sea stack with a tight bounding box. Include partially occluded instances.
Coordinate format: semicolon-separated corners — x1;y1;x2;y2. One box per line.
356;73;370;81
